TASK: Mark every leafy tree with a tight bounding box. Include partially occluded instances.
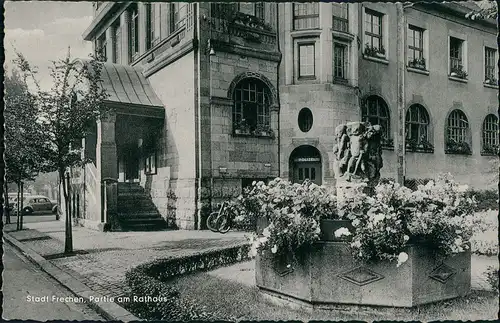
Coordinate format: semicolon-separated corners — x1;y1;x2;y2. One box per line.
4;68;43;229
465;0;498;20
14;48;109;253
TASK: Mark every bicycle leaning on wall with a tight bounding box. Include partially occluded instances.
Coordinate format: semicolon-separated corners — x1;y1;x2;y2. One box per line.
206;200;235;233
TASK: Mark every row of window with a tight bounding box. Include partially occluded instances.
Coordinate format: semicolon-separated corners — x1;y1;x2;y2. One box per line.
229;77;499;156
292;4;497;84
95;3;187;64
362;95;499;155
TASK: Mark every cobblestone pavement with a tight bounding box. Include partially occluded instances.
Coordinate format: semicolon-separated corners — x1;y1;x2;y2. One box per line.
4;221;250;299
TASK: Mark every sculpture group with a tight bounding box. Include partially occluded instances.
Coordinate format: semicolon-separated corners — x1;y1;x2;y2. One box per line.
333;121;383;187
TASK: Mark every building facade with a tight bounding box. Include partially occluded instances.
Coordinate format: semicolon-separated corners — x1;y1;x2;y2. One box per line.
78;2;498;231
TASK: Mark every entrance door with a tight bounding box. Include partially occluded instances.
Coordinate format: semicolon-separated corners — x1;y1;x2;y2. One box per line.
125;144;140;182
293;162;322;185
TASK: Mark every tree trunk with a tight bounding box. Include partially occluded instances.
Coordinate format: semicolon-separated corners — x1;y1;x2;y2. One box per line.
4;181;11;224
16;182;20;230
61;170;73;254
20;181;24;230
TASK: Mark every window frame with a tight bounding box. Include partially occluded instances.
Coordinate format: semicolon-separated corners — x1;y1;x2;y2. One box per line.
293;3;320;30
407;25;425;69
405;104;433;153
449;37;464;73
254;2;265;20
362;96;391;146
144;151;157;175
481;114;499;155
333;42;349;82
232;78;272;136
364;9;383;54
446;109;471;155
145;3;154;50
111;19;122;64
128;4;139;63
298;43;316;79
95;32;107;62
332;3;349;33
484;47;497;83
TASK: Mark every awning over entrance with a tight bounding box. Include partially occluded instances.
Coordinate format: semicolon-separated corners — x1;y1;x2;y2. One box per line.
101;62;163;109
75;59;164;119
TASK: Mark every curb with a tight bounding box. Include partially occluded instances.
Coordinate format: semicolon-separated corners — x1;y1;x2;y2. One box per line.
3;233;140;322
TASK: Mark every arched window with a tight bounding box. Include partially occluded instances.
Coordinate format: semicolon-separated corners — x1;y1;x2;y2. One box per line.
406;104;432;151
446;109;471;154
482;114;499;155
362;95;390;140
233;78;271;134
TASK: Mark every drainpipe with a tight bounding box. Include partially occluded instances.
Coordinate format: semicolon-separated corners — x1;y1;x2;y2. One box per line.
396;3;406;186
276;3;281;178
194;3;201;230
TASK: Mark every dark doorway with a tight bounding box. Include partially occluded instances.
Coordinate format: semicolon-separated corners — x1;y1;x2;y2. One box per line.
289;145;322;185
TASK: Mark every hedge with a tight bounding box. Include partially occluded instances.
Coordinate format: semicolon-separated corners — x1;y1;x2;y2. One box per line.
467;189;499;212
121;243;251;320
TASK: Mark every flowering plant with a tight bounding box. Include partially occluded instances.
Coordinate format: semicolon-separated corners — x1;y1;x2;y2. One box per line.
231;178;338;259
344;174;480;265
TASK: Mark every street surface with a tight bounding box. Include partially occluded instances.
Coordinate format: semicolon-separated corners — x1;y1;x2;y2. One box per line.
2;243;104;321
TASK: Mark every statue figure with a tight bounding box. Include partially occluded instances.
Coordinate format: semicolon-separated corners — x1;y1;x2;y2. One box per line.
344;122;368;180
333;124;350;179
332;121;383;187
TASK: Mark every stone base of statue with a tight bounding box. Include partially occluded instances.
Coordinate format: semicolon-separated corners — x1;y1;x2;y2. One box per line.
255;242;471;308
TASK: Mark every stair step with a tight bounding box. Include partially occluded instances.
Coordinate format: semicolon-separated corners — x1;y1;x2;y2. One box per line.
120;218;167;231
118;212;162;219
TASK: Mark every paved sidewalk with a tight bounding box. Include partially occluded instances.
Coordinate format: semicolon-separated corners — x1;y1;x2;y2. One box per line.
4;220;250;302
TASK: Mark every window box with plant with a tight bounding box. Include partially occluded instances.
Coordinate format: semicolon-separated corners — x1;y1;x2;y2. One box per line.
481;143;499;156
364;43;385;59
252;124;275;138
406;136;434;153
233;119;251;135
450;65;468;80
484;77;498;86
408;57;426;70
445;139;472;155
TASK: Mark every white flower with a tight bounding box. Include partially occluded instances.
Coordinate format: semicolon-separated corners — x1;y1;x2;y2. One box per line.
262;227;271;238
396;252;409;267
286;264;291;268
403;235;409;242
457;184;469;193
334;227;351;238
352;219;360;227
252;181;256;186
271;244;278;254
351;240;361;248
259;236;268;244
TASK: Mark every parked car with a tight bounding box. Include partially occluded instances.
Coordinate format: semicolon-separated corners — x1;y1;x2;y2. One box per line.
13;195;58;215
7;193;30;211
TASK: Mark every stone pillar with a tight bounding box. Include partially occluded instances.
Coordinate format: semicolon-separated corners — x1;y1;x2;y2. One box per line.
138;3;147;54
97;113;118;230
105;28;113;63
121;11;130;64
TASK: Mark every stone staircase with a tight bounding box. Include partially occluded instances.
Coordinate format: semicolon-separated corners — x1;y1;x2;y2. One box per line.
117;182;167;231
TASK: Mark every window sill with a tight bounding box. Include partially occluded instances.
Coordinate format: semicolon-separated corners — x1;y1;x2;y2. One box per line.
406;147;434;154
483;82;498;89
445;150;472;155
298;76;316;81
145;171;158;176
333;78;349;85
232;131;274;139
382;145;394;151
481;151;498;156
448;75;468;83
290;29;322;38
363;55;389;65
331;29;355;42
407;67;430;75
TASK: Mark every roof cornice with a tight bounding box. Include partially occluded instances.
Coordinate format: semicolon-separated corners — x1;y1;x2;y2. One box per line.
82;2;130;41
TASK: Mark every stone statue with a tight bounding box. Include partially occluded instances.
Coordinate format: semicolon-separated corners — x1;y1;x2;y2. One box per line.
333;121;383;187
333;124;350;179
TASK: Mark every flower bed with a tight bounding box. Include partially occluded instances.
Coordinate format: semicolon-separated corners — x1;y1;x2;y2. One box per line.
230;175;489;307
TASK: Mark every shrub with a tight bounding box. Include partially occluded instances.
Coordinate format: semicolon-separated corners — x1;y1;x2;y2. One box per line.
123;268;213;321
470;209;498;256
485;266;499;293
467;189;499;212
231;178;338;258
